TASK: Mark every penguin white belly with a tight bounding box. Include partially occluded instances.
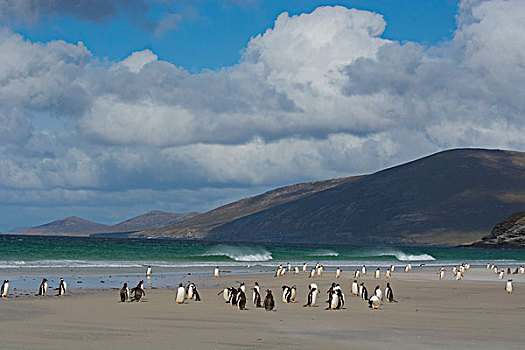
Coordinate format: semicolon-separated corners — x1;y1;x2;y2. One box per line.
290;288;296;302
385;270;391;279
330;294;339;309
351;283;358;296
358;285;363;297
375;289;382;300
311;291;318;306
282;290;289;303
188;286;194;299
375;270;380;279
440;271;445;280
506;282;513;293
370;295;380;309
310;269;315;278
336;269;341;279
294;267;299;274
214;268;219;277
176;287;186;303
223;288;229;302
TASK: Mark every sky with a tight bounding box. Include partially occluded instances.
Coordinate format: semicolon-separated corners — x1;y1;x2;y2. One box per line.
0;0;524;231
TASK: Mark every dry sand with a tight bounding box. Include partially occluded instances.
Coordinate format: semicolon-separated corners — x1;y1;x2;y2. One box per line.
1;268;524;349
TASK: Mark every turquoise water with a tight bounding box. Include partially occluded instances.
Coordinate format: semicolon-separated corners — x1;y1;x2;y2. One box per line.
1;234;525;269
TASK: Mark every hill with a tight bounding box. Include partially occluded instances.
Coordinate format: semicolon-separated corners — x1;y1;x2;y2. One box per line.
138;149;525;246
111;210;201;232
470;212;525;248
11;216;112;237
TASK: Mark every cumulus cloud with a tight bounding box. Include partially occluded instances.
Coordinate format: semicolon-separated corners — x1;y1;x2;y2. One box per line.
1;1;525;230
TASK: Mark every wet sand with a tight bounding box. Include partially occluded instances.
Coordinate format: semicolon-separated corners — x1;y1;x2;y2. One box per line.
1;268;524;349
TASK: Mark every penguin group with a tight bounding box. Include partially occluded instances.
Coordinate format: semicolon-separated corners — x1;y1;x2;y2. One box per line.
486;263;523;293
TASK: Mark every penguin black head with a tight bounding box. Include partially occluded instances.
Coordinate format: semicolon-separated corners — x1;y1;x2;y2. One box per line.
255;282;259;286
179;283;183;287
123;283;128;287
387;282;390;287
354;280;357;283
43;278;48;282
331;282;336;287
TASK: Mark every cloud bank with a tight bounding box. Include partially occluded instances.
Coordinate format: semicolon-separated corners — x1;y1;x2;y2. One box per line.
0;0;524;229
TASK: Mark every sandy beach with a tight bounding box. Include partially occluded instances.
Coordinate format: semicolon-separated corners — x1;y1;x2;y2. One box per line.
1;268;524;350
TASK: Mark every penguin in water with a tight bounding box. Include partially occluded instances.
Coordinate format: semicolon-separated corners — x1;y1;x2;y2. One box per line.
252;282;262;308
175;283;186;304
131;280;145;302
374;285;383;301
304;283;318;307
282;285;292;303
368;295;380;309
187;283;201;301
1;280;9;298
385;283;396;303
214;266;220;278
506;279;513;294
146;266;152;278
120;283;129;302
351;280;359;296
264;289;275;311
360;283;368;301
57;278;67;296
38;278;48;296
237;288;247;310
336;267;341;279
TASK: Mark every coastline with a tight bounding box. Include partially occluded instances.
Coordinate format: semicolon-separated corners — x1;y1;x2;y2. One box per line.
1;268;524;349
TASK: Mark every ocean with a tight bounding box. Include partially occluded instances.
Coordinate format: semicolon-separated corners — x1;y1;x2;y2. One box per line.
1;234;524;292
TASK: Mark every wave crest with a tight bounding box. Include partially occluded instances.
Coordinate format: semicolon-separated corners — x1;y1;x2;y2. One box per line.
309;250;339;257
375;251;435;261
202;244;273;262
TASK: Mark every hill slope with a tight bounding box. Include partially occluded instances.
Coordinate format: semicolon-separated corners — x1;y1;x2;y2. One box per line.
11;216;112;236
205;149;524;245
112;210;201;232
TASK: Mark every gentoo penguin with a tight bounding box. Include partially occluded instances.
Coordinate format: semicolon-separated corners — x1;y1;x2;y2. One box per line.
229;288;238;306
237;289;247;310
317;265;324;277
375;268;381;280
38;278;48;296
328;288;344;310
264;289;275;311
354;269;360;279
57;278;67;296
287;263;292;272
276;265;283;277
368;295;380;309
520;266;525;274
302;262;308;273
486;263;491;270
1;280;9;298
452;266;458;275
290;285;297;303
252;282;262;308
404;265;409;273
385;270;391;279
351;280;359;296
146;266;152;278
358;283;363;298
280;267;286;277
187;283;201;301
282;285;292;303
214;266;220;278
362;265;366;276
385;283;395;303
360;283;368;301
336;267;341;279
506;279;513;294
309;268;316;278
239;282;246;294
390;265;395;272
455;271;463;280
131;280;145;302
439;269;445;280
218;287;231;303
120;283;129;302
499;271;505;279
304;283;318;307
408;263;412;271
294;266;300;274
374;285;383;300
175;283;186;304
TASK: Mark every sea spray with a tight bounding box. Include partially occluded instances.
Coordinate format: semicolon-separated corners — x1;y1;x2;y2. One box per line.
201;244;273;262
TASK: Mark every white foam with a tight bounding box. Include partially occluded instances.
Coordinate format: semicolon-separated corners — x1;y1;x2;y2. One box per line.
309;250;339;257
201;244;273;262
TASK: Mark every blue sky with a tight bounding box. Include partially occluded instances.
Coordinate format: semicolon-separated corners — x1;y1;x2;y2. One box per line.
0;0;524;231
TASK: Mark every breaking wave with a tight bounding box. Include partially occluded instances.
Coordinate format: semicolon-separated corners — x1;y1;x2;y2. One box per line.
375;251;436;261
309;250;339;257
201;244;273;262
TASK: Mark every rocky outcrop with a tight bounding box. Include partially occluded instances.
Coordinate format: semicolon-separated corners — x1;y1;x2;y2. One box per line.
470;212;525;248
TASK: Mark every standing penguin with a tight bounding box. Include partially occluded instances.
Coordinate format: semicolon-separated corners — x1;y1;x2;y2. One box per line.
264;289;275;311
1;280;9;298
239;282;246;294
187;283;201;301
175;283;186;304
390;265;395;272
218;287;231;303
282;285;292;303
214;266;220;278
252;282;262;308
38;278;48;296
237;289;247;310
302;262;308;273
287;263;292;272
146;266;152;278
290;285;297;303
57;278;67;296
229;288;238;306
354;269;360;279
294;266;300;274
375;268;381;280
336;267;341;279
385;283;395;303
120;283;129;302
131;280;145;302
362;265;367;275
505;279;514;294
374;285;383;301
360;283;368;301
309;268;316;278
304;283;318;307
385;270;391;279
351;280;359;296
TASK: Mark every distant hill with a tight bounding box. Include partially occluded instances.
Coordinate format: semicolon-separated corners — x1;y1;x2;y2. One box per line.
137;149;525;246
6;211;200;237
134;176;364;239
470;212;525;248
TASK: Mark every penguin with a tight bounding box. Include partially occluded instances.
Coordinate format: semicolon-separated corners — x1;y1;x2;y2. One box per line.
507;268;511;275
214;266;220;278
282;285;292;303
146;266;152;278
276;265;283;278
390;265;395;272
385;283;396;303
304;283;318;307
499;271;505;280
287;263;292;272
57;278;67;296
252;282;262;308
1;280;9;298
513;267;519;274
351;280;359;296
328;288;343;310
131;280;145;302
362;265;366;275
374;285;382;301
290;285;297;303
354;269;360;279
175;283;186;304
360;283;368;301
452;266;458;275
404;265;409;273
505;279;513;294
368;295;380;309
375;268;381;280
38;278;48;296
187;283;201;301
455;271;463;280
317;265;324;277
408;263;412;271
120;282;129;302
229;288;238;306
264;289;275;311
280;267;286;277
385;270;391;279
486;263;491;270
336;267;341;279
237;289;247;310
326;283;336;307
239;282;246;294
218;287;230;303
294;266;300;274
439;269;445;280
520;266;525;274
302;262;308;273
187;283;195;299
309;268;316;278
358;283;363;298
